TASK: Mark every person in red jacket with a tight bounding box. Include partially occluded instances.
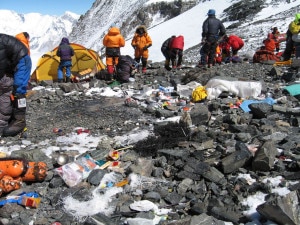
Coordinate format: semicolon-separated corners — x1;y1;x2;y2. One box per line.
219;34;244;61
103;26;125;81
169;35;184;69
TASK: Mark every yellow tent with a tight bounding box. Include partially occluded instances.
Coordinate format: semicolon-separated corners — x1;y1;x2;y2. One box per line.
31;43;106;82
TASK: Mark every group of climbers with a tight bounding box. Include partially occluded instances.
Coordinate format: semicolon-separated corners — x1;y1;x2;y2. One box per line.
102;25;152;83
252;13;300;64
102;23;185;83
196;10;300;66
196;9;244;67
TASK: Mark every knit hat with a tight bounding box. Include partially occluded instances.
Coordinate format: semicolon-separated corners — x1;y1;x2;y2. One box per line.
207;9;216;16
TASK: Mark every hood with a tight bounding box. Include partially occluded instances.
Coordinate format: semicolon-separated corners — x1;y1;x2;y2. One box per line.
135;25;147;34
108;27;121;36
15;32;30;55
60;37;70;45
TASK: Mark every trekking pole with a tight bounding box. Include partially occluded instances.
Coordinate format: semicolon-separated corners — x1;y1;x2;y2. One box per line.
114;145;134;151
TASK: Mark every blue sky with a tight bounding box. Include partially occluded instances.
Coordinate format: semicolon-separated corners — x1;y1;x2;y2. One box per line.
0;0;95;15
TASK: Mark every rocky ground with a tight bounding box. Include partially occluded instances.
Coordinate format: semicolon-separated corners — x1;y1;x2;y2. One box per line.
0;59;300;225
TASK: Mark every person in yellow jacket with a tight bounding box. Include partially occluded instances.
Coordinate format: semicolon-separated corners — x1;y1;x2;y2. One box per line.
103;26;125;80
281;13;300;60
131;25;152;73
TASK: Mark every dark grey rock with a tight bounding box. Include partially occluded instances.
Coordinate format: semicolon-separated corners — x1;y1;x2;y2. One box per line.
221;142;252;174
143;191;161;202
87;169;107;185
164;191;183;205
249;102;273;118
252;141;278;171
190;213;226;225
257;191;300;225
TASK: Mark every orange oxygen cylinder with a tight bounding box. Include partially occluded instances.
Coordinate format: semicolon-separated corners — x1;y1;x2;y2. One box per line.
21;161;47;182
0;159;47;181
0;159;26;179
0;175;22;194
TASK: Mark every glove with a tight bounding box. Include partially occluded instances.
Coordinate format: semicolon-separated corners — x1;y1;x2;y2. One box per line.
143;46;148;50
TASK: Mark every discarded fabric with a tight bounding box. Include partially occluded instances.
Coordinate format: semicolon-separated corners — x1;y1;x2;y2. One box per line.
239;97;276;112
205;77;262;100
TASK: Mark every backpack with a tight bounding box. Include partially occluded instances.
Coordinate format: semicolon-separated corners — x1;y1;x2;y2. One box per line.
116;55;137;82
169;35;184;50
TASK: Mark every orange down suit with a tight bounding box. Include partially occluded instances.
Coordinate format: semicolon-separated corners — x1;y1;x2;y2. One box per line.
263;37;276;52
103;27;125;66
131;26;152;60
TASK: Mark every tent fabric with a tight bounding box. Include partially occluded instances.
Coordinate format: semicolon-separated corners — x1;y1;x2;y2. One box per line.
31;43;106;82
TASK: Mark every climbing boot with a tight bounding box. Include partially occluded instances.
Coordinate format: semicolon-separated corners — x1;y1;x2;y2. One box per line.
164;60;171;71
2;94;26;137
65;77;71;83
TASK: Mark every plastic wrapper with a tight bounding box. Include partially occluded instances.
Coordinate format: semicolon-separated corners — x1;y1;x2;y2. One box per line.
55;155;98;187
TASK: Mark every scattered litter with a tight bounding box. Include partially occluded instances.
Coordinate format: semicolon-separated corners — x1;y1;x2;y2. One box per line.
55;154;98;187
63;186;123;220
0;192;41;208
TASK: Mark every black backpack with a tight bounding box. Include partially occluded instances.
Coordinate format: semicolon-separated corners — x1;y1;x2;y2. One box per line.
116;55;137;82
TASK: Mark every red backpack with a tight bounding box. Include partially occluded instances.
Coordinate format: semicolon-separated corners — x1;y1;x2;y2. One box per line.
169;35;184;50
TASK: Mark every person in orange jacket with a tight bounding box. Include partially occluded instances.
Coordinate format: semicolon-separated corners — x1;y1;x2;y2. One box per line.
263;33;277;52
131;25;152;73
103;26;125;81
219;34;244;60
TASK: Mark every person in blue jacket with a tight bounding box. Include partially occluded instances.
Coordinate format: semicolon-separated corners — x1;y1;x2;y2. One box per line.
0;32;32;137
57;37;74;83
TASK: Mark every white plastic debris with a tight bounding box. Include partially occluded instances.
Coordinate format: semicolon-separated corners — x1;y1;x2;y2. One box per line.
205;78;262;100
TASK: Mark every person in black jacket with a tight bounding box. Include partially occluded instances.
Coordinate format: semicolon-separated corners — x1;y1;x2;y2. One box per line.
199;9;226;68
57;37;74;83
0;33;32;137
